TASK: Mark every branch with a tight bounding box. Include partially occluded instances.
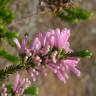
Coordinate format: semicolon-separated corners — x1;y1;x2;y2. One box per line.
0;48;20;63
60;50;92;59
0;64;24;80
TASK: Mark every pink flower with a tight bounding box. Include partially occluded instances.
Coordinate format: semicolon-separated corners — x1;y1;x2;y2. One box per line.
1;84;7;96
13;34;31;57
14;28;81;83
0;74;31;96
45;57;80;83
30;28;80;83
31;28;71;53
13;73;31;95
27;61;47;81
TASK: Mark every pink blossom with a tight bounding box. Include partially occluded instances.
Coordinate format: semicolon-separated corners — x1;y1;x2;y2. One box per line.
45;57;80;83
31;28;71;53
1;84;7;96
13;73;31;95
31;28;80;83
27;64;47;81
0;74;31;96
13;34;30;57
14;28;81;83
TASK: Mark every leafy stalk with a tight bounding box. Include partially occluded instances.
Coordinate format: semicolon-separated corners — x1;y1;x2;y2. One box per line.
57;7;92;23
60;50;92;59
24;86;39;95
0;48;20;63
0;64;24;80
0;7;15;24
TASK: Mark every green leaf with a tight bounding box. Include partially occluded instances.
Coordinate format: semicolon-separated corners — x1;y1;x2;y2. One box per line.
0;48;19;63
0;64;24;80
6;32;19;39
0;24;18;39
66;50;92;58
60;50;92;59
6;84;13;93
57;7;92;23
24;86;39;95
0;0;14;8
0;24;8;34
0;8;15;24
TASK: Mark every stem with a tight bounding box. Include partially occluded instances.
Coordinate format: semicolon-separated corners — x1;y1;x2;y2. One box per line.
0;64;25;80
64;50;92;58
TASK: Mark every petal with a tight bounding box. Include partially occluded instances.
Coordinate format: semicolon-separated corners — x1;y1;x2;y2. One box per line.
63;58;79;66
70;67;81;77
13;38;21;49
56;70;68;83
31;37;41;51
13;73;20;91
21;35;27;49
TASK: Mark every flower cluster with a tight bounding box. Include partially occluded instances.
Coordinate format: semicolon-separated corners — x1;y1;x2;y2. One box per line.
13;73;31;95
14;28;81;83
0;73;31;96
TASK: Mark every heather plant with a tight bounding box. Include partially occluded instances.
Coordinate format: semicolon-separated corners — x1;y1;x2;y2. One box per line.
0;0;93;96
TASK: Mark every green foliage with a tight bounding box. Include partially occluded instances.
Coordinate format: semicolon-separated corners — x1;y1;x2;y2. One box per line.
0;0;17;46
57;7;92;23
0;48;20;63
1;83;39;96
0;0;18;49
0;8;15;24
6;31;18;39
0;0;14;8
0;24;7;38
66;50;92;58
0;64;24;80
60;49;92;59
26;56;36;68
6;84;13;93
24;86;39;96
0;24;18;38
